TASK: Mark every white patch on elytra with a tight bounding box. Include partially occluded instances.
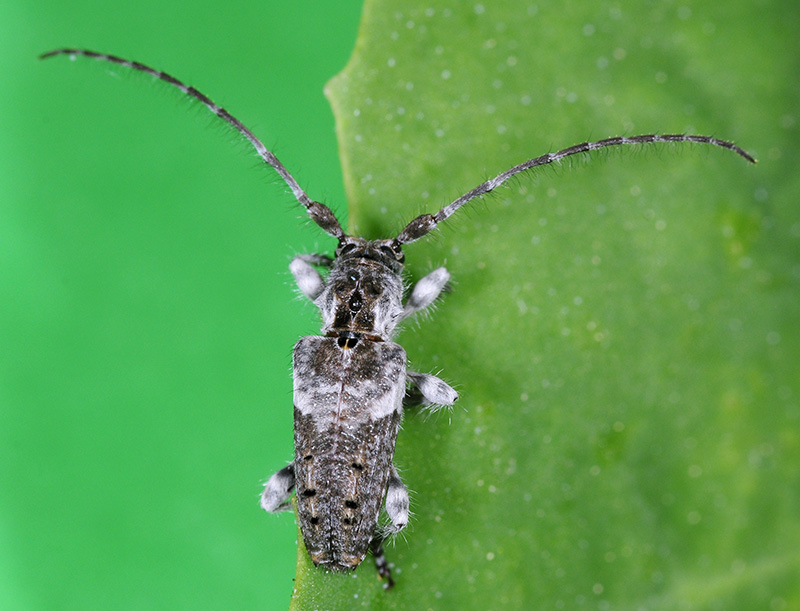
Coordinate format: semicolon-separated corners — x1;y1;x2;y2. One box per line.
293;337;406;425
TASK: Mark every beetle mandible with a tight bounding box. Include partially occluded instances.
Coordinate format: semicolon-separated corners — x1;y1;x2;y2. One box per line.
40;48;755;588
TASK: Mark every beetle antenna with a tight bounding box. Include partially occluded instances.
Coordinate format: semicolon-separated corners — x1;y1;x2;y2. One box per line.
39;48;345;239
395;134;756;244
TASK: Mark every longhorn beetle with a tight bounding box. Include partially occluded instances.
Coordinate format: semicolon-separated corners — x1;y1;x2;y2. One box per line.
41;48;755;589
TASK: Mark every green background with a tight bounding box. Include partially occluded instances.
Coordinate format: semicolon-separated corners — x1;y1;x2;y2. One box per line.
4;0;799;609
3;0;361;608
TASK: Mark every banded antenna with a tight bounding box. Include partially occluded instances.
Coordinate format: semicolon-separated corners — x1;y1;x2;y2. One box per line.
396;134;755;244
41;48;755;247
40;48;345;239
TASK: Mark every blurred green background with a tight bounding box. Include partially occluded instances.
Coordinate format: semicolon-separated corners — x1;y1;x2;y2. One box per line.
2;0;362;608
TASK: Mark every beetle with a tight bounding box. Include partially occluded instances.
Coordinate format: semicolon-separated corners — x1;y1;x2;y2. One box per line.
40;48;755;588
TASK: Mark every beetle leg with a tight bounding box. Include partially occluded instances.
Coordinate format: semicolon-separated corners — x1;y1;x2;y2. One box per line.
384;464;410;534
370;536;395;590
289;254;332;301
401;267;450;320
405;371;459;409
260;462;295;513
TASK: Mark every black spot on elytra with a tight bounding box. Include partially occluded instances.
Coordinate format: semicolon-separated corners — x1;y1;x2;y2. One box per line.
343;517;352;525
302;489;317;497
309;516;319;525
351;462;364;471
303;454;313;461
344;499;358;509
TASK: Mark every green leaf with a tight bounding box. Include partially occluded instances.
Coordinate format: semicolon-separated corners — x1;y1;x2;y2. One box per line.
294;1;799;608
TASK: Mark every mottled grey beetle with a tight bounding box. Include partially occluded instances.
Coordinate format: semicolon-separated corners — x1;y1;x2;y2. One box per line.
41;48;755;589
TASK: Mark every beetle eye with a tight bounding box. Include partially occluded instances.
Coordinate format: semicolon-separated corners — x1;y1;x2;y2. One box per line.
380;243;404;261
339;243;357;256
